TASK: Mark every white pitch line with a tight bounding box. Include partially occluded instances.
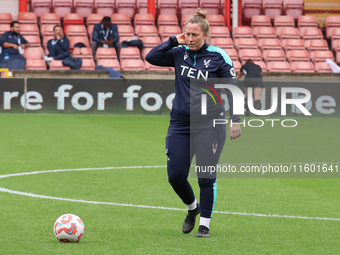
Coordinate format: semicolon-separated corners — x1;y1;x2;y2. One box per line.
1;165;340;221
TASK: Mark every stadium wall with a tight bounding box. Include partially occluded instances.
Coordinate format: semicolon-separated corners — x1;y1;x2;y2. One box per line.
0;78;339;117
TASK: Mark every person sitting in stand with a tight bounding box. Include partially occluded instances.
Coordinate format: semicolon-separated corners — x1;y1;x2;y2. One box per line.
0;21;29;69
91;16;122;58
43;25;70;63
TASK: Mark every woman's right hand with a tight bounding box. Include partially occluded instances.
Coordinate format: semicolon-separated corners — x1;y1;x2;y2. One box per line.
176;33;186;45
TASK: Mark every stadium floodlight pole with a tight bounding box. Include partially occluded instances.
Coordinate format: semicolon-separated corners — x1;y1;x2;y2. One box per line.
19;0;28;12
147;0;156;19
225;0;231;31
238;0;242;26
232;0;238;31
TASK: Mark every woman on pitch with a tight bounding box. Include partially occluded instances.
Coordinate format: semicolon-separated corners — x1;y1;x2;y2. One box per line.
146;8;241;237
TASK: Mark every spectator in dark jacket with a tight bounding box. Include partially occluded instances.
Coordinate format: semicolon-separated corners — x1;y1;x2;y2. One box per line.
0;21;29;62
91;16;122;58
43;25;70;62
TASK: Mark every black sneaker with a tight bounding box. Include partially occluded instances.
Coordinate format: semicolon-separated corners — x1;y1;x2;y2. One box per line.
196;225;210;237
182;203;200;234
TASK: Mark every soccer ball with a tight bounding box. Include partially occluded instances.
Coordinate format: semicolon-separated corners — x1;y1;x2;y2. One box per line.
54;213;85;242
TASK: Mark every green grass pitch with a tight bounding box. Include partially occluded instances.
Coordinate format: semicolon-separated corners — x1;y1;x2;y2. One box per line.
0;114;339;254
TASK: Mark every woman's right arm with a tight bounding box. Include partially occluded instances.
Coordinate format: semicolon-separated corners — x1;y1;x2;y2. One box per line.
145;36;181;67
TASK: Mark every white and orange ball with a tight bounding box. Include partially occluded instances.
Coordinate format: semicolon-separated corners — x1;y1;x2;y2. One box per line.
54;213;85;242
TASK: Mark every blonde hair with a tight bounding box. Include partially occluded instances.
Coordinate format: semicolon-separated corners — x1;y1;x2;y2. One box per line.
185;8;209;35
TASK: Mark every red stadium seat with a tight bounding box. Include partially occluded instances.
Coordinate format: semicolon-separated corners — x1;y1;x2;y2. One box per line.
158;26;181;39
144;60;171;70
326;27;340;39
97;59;121;70
118;36;135;42
80;59;96;70
310;50;334;63
95;0;115;16
120;59;146;70
63;13;84;34
329;28;340;41
26;59;47;70
63;13;84;25
258;38;282;50
141;36;161;47
233;60;241;72
210;38;234;49
116;0;136;19
206;15;225;26
72;47;93;59
0;13;13;24
234;38;258;50
325;16;340;28
262;0;283;20
181;14;192;29
120;46;141;59
74;0;94;19
31;0;52;18
86;13;105;38
274;15;294;27
111;13;131;25
40;13;61;25
42;35;54;48
298;15;318;28
242;0;261;20
117;25;135;37
162;36;169;42
52;0;73;19
283;0;303;20
200;1;220;15
209;26;230;38
95;47;117;59
20;24;40;36
251;15;271;27
158;0;178;15
300;27;323;40
17;12;38;24
286;50;310;62
253;27;277;39
141;47;152;59
314;62;333;73
87;14;105;25
233;26;253;38
22;47;44;60
291;61;315;72
0;24;10;36
307;39;329;52
49;59;71;70
136;25;158;37
136;0;149;15
267;61;291;72
332;40;340;52
263;49;286;62
254;61;267;72
224;48;239;61
134;14;155;25
157;14;178;26
282;39;306;51
69;36;90;50
23;35;41;47
238;49;262;62
66;25;87;36
277;27;300;39
178;0;199;16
